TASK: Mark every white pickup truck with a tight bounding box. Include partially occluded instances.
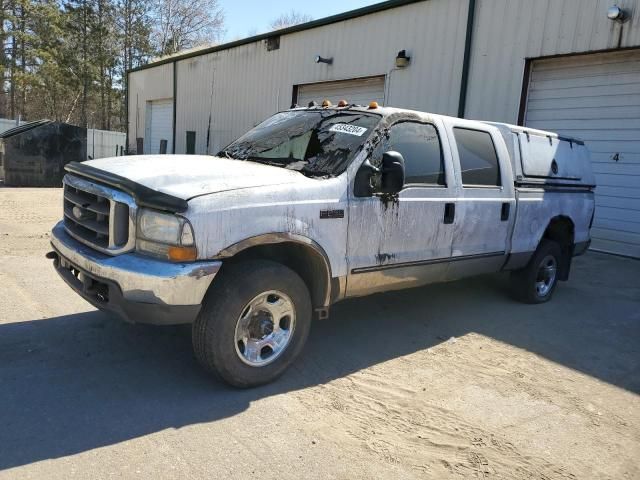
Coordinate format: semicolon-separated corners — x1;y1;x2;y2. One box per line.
49;104;596;387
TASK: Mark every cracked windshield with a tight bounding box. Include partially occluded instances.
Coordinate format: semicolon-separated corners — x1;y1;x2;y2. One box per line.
220;110;381;177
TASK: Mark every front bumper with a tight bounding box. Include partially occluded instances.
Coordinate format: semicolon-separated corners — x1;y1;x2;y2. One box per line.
49;221;221;324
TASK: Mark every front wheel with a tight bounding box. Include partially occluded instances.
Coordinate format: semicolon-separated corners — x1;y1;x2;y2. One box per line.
192;260;312;388
511;239;562;304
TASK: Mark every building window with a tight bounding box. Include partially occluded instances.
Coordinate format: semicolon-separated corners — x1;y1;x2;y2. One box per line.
266;36;280;51
186;131;196;154
453;127;501;187
386;121;445;186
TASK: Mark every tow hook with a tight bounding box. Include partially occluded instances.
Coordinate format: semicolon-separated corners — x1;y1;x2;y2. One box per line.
46;251;59;267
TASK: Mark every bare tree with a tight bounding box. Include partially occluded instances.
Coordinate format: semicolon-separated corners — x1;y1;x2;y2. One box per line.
152;0;224;57
269;10;312;31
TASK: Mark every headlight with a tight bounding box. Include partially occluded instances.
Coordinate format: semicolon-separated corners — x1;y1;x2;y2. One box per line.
136;208;197;261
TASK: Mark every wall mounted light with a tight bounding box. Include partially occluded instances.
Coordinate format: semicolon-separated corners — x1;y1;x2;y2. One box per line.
607;5;628;22
395;50;411;68
315;55;333;65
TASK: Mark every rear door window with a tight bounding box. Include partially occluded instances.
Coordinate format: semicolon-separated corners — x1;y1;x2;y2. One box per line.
454;128;501;187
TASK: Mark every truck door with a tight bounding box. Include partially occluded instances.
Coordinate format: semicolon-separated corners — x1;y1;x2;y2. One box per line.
345;118;456;297
442;120;515;280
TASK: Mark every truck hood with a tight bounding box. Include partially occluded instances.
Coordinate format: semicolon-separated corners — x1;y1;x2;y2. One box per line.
83;155;307;200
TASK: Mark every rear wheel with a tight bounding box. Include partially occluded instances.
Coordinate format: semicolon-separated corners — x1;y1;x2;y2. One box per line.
511;239;562;304
192;260;312;388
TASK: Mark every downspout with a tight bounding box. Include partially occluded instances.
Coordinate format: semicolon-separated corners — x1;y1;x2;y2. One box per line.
124;70;129;154
457;0;476;119
172;61;177;154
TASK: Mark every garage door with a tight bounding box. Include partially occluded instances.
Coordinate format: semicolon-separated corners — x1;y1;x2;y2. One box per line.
146;99;173;154
296;76;386;108
524;49;640;258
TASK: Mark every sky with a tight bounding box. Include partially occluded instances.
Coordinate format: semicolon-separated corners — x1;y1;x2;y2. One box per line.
221;0;381;41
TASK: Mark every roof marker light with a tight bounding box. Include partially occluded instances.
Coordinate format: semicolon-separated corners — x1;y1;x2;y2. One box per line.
322;99;332;108
368;101;379;109
337;100;348;107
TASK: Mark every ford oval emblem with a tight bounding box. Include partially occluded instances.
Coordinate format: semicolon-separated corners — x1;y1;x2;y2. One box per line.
72;206;86;220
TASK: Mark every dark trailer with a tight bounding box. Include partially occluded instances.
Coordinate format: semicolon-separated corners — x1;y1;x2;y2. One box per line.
0;120;86;187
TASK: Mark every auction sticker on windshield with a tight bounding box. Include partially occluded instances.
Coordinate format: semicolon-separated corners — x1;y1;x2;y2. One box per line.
329;124;368;136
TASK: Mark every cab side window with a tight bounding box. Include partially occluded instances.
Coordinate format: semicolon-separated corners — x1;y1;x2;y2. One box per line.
386;122;445;186
453;127;501;187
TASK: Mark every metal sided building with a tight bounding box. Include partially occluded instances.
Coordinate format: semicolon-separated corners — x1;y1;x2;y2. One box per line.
127;0;640;258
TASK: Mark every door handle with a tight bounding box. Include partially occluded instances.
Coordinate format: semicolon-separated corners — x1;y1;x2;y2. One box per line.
501;202;510;221
444;203;455;224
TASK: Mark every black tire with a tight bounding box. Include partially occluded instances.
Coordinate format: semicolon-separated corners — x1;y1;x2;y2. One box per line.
511;239;562;304
192;259;312;388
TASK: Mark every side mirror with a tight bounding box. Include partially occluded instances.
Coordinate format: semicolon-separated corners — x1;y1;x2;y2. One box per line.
353;158;378;197
380;151;405;194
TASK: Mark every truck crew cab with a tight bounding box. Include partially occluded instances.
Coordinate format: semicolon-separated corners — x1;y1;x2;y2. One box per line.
48;103;596;387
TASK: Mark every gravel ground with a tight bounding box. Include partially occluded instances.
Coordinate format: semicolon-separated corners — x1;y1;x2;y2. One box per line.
0;186;639;480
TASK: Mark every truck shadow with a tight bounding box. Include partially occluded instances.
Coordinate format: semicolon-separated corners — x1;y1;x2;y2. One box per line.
0;254;638;470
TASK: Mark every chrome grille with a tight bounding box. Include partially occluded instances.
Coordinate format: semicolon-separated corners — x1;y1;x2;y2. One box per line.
62;174;136;254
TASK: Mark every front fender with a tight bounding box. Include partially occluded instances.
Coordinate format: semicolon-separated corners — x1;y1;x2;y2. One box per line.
214;232;335;308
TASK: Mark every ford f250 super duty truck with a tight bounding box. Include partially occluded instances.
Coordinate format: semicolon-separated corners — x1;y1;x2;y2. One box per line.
48;104;596;387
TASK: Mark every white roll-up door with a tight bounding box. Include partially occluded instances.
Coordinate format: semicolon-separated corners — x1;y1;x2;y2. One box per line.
146;99;173;154
524;49;640;258
296;76;386;108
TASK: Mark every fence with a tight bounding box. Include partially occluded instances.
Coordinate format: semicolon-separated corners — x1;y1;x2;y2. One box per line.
87;128;127;160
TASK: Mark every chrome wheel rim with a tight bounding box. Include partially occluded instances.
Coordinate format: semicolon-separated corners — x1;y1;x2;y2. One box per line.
535;254;557;297
234;290;296;367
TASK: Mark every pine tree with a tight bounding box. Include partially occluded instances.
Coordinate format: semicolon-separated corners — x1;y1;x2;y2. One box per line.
0;0;8;117
0;0;225;130
63;0;97;127
29;0;79;122
117;0;152;130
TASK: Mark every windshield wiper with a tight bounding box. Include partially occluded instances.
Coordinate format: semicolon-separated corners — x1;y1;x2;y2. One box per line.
245;156;304;168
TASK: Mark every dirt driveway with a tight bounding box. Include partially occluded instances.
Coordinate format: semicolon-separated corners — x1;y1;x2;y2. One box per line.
0;187;638;480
